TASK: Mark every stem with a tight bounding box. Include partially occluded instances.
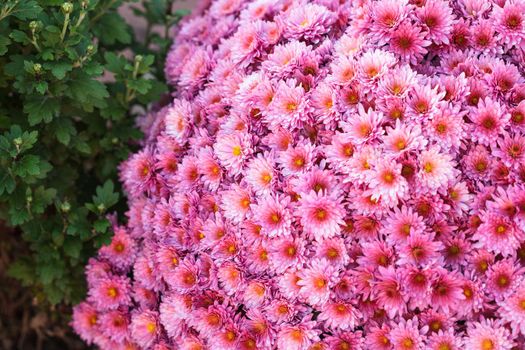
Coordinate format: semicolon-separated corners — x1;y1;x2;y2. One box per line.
30;33;41;52
60;13;70;42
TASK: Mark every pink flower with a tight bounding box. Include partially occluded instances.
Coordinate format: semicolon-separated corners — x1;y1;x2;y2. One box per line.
88;275;132;311
469;97;510;146
279;3;335;42
367;159;409;207
99;228;137;271
165;99;193;144
266;79;310;130
253;194;292;237
416;0;453;45
464;318;515;350
388;22;431;64
245;153;275;196
318;300;361;330
473;212;523;257
214;131;252;175
417;147;456;192
100;309;130;343
389;317;428;350
500;282;525;336
298;190;345;240
297;259;338;306
276;321;320;350
71;302;100;344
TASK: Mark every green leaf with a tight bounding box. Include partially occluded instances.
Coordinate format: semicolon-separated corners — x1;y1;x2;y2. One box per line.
94;13;132;45
11;0;43;20
47;61;73;80
63;236;82;259
7;259;35;285
54;118;76;145
128;78;152;95
104;52;127;75
32;186;56;214
93;218;110;233
23;95;60;125
91;180;119;209
13;154;41;177
0;35;11;55
0;170;16;195
10;30;30;44
68;74;109;111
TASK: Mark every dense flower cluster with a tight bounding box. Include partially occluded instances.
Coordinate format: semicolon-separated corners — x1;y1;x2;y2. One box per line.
73;0;525;348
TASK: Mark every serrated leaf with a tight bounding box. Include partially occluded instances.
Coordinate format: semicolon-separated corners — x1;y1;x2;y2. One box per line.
0;170;16;195
0;35;11;55
47;62;73;80
23;96;60;125
94;14;132;45
14;154;41;177
128;78;152;94
92;180;119;209
93;218;110;233
104;52;127;75
10;30;30;44
7;260;35;285
11;0;43;20
68;74;109;111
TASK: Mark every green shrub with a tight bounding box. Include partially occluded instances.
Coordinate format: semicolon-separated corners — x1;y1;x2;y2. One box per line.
0;0;186;305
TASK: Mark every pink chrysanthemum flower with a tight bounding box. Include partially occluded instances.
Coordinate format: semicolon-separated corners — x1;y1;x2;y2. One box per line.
369;0;410;43
427;330;463;350
71;302;100;344
469;97;510;146
388;22;431;65
389;317;428;350
416;0;453;45
464;318;516;350
492;0;525;48
473;212;522;257
358;49;397;84
417;147;455;192
374;266;407;317
245;153;275;196
297;259;338;306
494;133;525;168
266;79;309;130
88;275;132;311
165;99;193;144
130;310;160;348
214;131;252;175
318;300;361;330
280;3;335;43
486;259;524;301
99;309;130;343
253;194;292;238
263;41;310;77
299;190;345;240
99;228;137;271
220;184;252;224
341;104;384;144
383;206;426;244
500;282;525;336
276;320;320;350
367;159;409;207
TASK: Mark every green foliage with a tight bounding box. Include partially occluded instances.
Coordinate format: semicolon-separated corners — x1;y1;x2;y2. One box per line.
0;0;184;306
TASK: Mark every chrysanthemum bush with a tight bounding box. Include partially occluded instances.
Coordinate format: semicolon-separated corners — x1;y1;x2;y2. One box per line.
74;0;525;348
